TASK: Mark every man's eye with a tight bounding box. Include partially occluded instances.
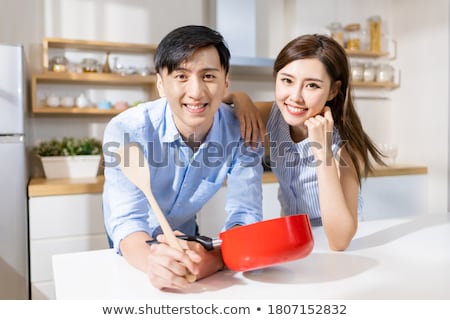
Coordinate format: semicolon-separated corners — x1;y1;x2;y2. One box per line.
204;74;216;80
175;74;187;80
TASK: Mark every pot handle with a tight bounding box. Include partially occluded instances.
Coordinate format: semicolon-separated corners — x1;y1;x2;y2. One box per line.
146;234;221;251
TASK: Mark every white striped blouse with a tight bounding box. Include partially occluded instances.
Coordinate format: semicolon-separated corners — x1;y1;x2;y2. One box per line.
266;103;362;226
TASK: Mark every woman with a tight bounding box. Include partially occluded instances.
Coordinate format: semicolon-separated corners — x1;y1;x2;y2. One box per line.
228;34;385;250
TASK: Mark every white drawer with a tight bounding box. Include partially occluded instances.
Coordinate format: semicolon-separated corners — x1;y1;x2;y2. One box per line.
29;194;105;239
30;234;109;282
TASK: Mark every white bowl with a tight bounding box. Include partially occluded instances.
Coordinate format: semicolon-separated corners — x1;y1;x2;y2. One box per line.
61;96;75;108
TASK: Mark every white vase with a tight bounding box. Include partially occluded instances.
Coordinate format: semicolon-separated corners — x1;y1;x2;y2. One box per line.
40;155;101;179
76;93;90;108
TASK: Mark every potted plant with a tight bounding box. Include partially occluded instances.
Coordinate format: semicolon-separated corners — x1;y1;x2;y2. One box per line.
34;137;103;179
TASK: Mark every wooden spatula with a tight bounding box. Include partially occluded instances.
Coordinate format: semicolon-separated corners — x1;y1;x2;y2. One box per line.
116;144;196;282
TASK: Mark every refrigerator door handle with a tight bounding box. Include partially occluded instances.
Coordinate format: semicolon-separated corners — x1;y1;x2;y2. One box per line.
0;134;24;143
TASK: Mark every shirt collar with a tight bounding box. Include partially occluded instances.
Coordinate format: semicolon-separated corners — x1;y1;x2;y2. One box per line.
161;100;182;144
202;109;222;145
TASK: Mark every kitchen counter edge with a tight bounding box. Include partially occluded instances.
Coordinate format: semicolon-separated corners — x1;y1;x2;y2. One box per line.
28;164;428;197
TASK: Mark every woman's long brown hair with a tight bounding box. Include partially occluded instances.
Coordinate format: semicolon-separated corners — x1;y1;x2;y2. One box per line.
273;34;385;183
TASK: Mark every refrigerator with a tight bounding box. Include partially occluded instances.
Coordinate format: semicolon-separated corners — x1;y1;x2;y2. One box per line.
0;43;29;299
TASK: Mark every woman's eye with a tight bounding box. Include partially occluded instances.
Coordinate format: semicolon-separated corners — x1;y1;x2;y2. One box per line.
306;82;320;88
281;77;293;84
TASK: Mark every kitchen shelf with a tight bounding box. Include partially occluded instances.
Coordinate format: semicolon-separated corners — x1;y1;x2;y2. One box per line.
42;37;156;70
346;50;389;58
352;80;399;89
32;106;124;116
32;37;158;115
31;73;155;114
33;72;156;85
347;39;400;91
346;40;397;59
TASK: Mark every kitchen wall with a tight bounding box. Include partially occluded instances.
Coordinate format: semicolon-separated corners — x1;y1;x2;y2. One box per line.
0;0;448;214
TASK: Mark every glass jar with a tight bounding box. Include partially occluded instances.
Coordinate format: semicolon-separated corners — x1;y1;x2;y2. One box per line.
368;16;382;52
81;58;99;73
344;23;361;51
49;56;69;72
360;28;370;51
351;63;364;81
327;22;344;47
376;64;394;82
363;63;376;82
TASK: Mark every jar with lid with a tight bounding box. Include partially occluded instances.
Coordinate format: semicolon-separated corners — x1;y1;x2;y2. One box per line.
363;63;376;82
360;28;370;51
351;62;364;82
344;23;361;51
376;64;394;82
368;16;382;52
326;22;344;47
81;58;99;73
49;56;69;72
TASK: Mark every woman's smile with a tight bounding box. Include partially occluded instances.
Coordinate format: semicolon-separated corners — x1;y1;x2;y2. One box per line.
285;103;308;116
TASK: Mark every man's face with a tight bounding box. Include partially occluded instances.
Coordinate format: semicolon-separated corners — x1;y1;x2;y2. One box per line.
156;46;229;142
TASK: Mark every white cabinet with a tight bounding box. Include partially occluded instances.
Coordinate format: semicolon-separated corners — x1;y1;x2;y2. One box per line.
360;174;428;221
28;193;109;300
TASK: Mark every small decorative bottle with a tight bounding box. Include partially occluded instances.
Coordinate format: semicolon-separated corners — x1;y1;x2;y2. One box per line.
102;51;111;73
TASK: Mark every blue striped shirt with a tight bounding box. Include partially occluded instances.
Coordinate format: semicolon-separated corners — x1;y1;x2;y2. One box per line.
266;103;361;226
102;98;263;252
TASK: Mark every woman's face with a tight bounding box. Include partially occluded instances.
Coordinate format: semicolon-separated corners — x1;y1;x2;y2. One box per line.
275;58;337;129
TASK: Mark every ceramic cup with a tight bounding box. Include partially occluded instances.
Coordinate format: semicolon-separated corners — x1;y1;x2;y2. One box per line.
97;100;112;110
113;101;128;110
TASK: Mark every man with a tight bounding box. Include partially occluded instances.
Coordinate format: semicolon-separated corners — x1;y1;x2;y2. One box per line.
102;25;263;290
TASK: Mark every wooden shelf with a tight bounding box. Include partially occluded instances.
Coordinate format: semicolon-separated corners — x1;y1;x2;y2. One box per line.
369;164;428;177
31;106;124;116
32;37;158;115
346;40;399;91
263;164;427;183
43;37;156;69
346;49;389;58
352;80;399;89
34;72;156;85
44;37;156;52
346;40;397;60
28;176;105;197
31;72;154;114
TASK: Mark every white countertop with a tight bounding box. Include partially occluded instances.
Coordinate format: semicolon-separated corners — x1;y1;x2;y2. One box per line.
53;213;450;300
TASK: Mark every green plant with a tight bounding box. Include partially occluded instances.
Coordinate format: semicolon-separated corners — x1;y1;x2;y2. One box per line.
34;137;102;156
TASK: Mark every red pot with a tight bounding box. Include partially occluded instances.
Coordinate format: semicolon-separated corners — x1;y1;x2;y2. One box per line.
146;213;314;272
219;213;314;271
